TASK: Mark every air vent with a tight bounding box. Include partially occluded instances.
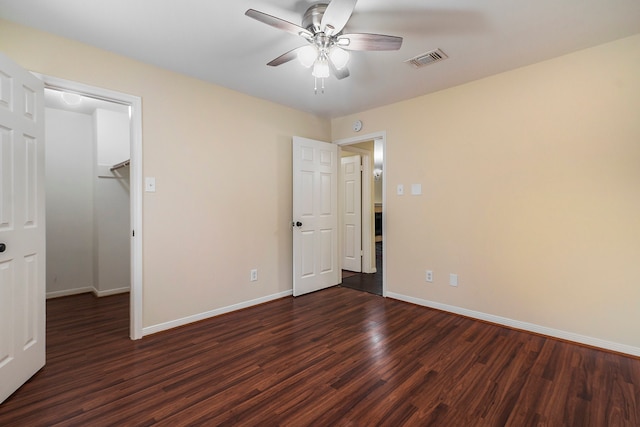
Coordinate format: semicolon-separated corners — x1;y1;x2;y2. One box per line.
405;49;448;68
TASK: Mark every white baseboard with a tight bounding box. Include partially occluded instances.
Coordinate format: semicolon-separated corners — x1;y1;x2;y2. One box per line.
47;287;94;299
47;286;130;299
93;287;130;297
386;292;640;358
142;290;293;337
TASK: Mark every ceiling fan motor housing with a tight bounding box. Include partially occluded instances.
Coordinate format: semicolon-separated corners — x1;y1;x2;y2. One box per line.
303;4;329;33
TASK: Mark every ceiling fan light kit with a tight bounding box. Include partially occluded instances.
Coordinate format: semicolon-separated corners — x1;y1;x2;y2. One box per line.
313;59;330;79
329;47;350;69
297;45;317;68
245;0;402;94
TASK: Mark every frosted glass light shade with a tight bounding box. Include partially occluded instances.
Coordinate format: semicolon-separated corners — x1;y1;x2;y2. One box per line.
329;47;349;70
297;45;318;68
312;60;330;78
61;92;82;105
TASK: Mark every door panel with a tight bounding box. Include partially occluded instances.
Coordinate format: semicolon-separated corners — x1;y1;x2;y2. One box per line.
320;229;334;272
0;126;12;226
341;155;362;272
0;52;46;404
292;137;339;296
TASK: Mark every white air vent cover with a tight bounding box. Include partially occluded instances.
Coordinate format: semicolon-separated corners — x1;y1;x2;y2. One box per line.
405;49;448;68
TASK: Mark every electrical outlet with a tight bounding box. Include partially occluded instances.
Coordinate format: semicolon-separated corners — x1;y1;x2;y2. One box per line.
426;270;433;282
250;269;258;282
449;273;458;287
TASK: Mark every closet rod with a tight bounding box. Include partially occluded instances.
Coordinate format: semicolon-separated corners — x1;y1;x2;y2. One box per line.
110;159;130;171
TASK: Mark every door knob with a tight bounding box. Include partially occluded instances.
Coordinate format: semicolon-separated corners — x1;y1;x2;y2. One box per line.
0;243;5;253
292;221;303;228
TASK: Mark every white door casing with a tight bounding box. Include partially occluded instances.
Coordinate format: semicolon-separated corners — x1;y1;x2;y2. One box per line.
37;74;143;340
292;136;339;297
335;131;386;294
341;155;362;272
0;53;46;403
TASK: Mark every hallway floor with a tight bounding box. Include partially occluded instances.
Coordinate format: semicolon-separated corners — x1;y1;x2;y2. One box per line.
340;242;382;295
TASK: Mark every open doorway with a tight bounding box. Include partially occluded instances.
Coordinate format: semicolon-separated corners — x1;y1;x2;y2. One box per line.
336;132;386;296
45;87;131;298
39;75;143;339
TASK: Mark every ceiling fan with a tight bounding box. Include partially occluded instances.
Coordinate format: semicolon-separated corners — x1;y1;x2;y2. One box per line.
245;0;403;92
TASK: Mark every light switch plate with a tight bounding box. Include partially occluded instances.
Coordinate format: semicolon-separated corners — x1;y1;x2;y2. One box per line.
411;184;422;195
145;177;156;192
449;273;458;287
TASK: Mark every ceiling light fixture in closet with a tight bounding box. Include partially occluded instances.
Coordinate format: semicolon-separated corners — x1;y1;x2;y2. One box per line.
61;92;82;106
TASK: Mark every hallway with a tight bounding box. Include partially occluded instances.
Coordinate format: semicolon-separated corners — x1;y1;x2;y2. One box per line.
340;242;382;295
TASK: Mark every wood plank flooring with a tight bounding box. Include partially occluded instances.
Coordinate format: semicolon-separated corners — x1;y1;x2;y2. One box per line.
1;287;639;426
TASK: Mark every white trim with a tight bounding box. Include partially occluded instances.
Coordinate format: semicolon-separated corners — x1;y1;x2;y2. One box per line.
387;292;640;357
35;74;144;340
46;287;95;299
93;287;130;297
334;131;386;147
142;290;293;337
334;131;386;296
46;286;130;299
129;91;143;340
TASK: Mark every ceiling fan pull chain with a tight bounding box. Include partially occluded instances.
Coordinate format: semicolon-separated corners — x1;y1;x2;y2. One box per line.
314;77;326;95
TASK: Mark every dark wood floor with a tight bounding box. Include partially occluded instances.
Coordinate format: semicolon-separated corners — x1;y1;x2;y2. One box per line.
341;269;382;295
1;288;639;426
341;242;383;295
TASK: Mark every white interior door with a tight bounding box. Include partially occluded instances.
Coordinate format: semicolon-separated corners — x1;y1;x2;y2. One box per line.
0;53;46;403
292;136;339;296
341;155;362;272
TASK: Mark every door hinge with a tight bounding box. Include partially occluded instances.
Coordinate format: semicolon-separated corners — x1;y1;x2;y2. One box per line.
132;230;135;237
360;165;364;172
361;250;364;256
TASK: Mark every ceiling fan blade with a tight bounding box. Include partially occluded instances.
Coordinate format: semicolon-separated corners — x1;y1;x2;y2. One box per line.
320;0;358;36
267;47;305;67
337;33;403;51
245;9;314;41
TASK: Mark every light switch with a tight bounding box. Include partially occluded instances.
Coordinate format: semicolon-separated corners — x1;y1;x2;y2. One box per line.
145;177;156;192
449;274;458;287
411;184;422;195
397;184;404;195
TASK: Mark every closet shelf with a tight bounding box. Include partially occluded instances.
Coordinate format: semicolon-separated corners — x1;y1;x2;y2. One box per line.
110;159;130;171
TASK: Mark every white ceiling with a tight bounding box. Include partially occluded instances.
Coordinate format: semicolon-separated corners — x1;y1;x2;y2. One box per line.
2;0;639;118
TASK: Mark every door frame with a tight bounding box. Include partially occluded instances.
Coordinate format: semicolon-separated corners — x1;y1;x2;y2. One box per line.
35;74;143;339
334;131;386;296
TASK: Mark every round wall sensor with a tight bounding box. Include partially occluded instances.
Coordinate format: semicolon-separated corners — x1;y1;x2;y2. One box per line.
353;120;363;132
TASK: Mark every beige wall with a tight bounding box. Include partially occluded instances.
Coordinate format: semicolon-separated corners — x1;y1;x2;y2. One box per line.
333;34;640;351
0;19;331;328
3;18;639;353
